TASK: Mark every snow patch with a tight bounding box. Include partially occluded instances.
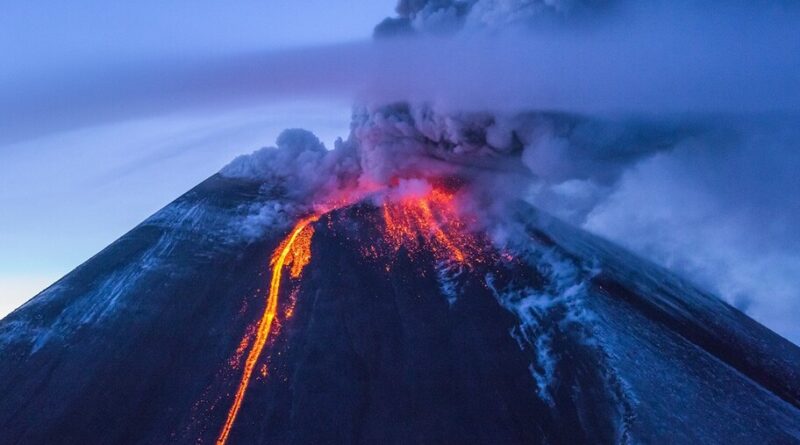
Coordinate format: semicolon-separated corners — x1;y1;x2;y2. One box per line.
435;260;464;306
485;236;598;403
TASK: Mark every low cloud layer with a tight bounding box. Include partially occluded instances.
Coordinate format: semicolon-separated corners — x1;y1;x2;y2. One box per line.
3;0;799;144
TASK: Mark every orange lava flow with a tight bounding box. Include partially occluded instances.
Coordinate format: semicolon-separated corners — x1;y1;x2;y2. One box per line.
214;181;480;443
216;214;319;445
381;187;476;265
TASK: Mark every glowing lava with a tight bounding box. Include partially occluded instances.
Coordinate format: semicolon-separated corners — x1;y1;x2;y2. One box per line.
381;186;479;265
216;214;319;445
215;180;482;444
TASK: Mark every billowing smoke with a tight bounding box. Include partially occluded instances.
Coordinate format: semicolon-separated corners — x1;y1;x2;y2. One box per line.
214;0;800;343
583;118;800;341
376;0;610;36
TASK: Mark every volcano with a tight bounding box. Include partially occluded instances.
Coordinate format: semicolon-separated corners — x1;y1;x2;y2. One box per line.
1;170;799;445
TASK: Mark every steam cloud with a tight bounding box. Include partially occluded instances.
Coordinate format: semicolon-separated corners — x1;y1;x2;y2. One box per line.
213;0;800;343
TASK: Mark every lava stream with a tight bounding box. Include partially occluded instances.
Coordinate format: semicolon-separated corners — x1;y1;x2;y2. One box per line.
216;182;479;443
216;214;319;445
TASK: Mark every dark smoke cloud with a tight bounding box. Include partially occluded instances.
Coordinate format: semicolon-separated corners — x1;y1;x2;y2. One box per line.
379;0;798;36
377;0;611;37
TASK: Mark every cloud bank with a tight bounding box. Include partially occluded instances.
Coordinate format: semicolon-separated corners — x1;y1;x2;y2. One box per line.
3;0;799;144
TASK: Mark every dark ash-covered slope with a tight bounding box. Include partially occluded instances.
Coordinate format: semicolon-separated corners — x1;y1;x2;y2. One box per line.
0;174;799;444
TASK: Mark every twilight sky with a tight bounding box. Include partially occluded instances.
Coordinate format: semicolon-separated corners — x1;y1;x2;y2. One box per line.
0;0;395;317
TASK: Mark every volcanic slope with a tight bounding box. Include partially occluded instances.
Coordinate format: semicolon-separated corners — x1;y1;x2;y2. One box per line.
0;174;799;444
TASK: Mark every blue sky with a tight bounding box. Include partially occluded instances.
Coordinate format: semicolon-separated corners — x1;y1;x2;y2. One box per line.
0;0;395;317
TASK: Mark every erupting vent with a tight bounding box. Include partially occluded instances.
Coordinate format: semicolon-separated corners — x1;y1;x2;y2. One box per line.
381;186;482;266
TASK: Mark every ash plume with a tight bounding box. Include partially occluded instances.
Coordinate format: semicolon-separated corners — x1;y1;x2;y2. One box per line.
221;99;800;343
376;0;612;36
212;0;800;343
